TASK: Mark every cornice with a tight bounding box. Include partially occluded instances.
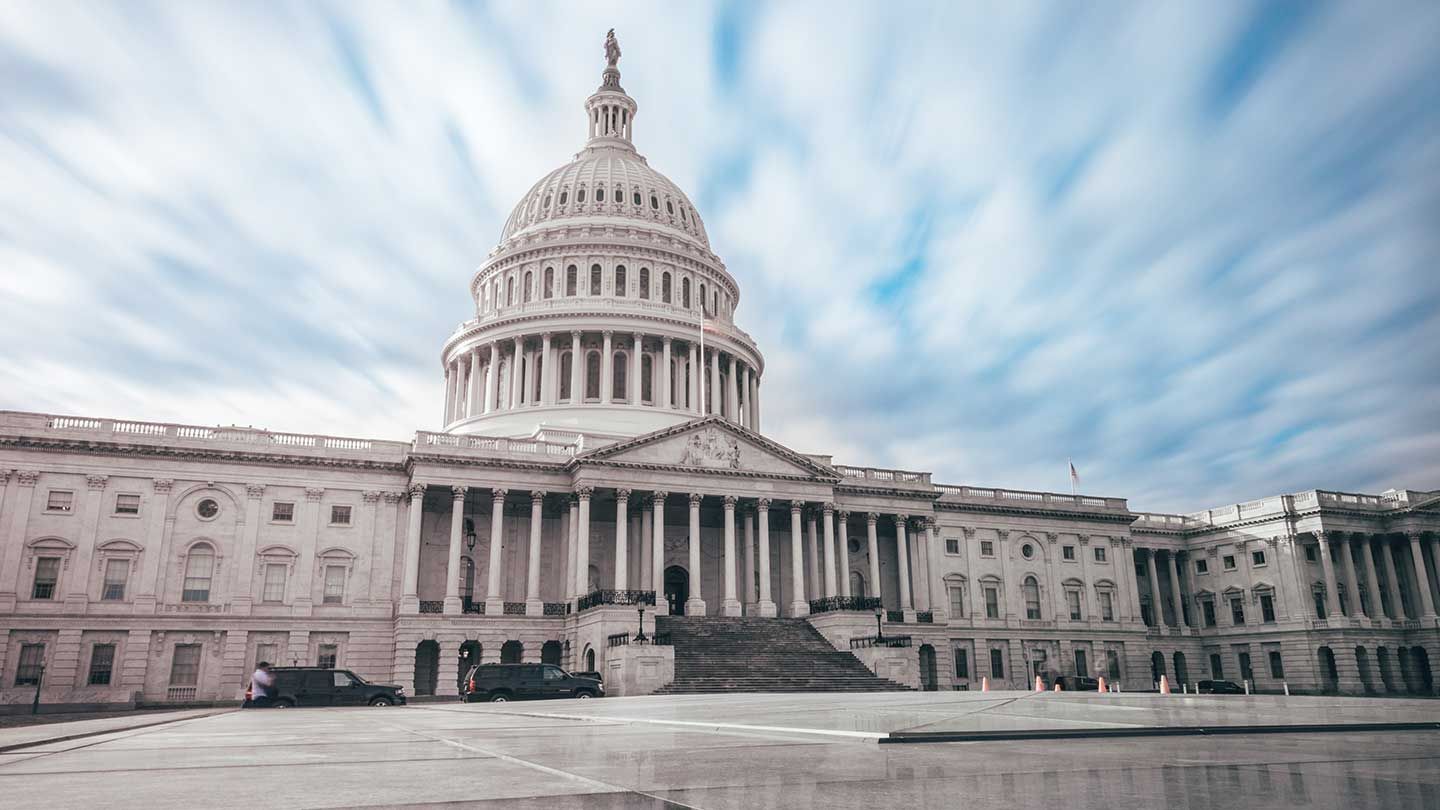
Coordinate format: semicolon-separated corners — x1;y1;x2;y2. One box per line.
935;499;1137;525
0;436;407;473
569;456;837;486
405;452;570;474
834;483;940;501
443;310;763;369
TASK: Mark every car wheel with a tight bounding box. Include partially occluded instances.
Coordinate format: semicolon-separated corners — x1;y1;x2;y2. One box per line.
575;690;594;699
370;697;393;707
489;692;510;703
272;700;293;709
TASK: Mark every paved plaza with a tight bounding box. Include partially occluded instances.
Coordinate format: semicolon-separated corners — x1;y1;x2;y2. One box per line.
1;692;1438;808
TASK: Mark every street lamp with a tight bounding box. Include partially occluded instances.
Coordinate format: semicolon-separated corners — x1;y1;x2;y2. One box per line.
464;529;477;553
874;606;884;642
634;606;648;643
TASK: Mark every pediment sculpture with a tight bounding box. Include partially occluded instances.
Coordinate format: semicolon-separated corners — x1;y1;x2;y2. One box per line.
678;427;741;470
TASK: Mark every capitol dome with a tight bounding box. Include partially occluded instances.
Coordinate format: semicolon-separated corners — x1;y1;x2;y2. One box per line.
436;35;764;444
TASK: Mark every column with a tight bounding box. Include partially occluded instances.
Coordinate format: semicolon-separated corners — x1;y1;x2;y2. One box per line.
484;342;498;414
1380;537;1405;619
1166;552;1184;628
565;496;579;600
443;363;454;423
526;491;544;613
463;348;477;416
540;333;554;405
741;366;752;429
743;506;756;611
651;492;666;598
509;337;523;408
1316;531;1342;619
232;484;264;614
1116;540;1137;622
789;502;808;616
631;333;642;404
709;349;721;415
688;342;699;413
485;488;507;612
601;330;614;403
443;486;467;614
1145;549;1163;626
750;374;760;432
804;508;819;601
687;493;706;614
895;514;913;611
569;332;583;404
838;511;852;598
1360;534;1383;619
1337;533;1360;619
60;475;106;607
821;503;837;598
722;496;741;615
1407;531;1437;618
727;355;739;421
757;499;776;616
866;513;881;606
661;337;673;408
614;489;630;590
401;484;424;612
640;507;653;594
574;487;592;598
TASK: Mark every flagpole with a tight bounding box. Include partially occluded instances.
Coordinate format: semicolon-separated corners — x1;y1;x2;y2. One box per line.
698;308;706;415
1069;457;1075;495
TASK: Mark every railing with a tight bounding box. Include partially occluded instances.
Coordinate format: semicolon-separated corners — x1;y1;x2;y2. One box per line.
833;465;931;486
916;611;934;624
419;601;444;614
166;686;198;702
606;632;673;648
462;298;760;347
577;589;656;612
886;610;905;623
850;635;912;649
935;484;1127;511
504;602;527;615
462;599;484;615
16;412;407;456
543;602;570;616
416;431;576;459
809;596;883;614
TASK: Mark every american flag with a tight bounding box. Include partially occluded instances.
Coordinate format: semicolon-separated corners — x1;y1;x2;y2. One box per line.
1069;459;1080;492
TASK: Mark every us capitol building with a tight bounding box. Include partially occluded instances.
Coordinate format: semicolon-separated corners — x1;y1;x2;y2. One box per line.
2;36;1437;707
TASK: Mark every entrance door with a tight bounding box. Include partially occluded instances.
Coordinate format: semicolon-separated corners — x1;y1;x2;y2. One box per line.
414;640;439;696
919;645;937;691
664;566;689;615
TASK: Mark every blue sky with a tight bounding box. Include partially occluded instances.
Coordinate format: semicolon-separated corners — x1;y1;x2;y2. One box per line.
1;1;1438;512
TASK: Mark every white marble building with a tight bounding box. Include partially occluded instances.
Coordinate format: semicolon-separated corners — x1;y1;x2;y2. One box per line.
1;38;1437;707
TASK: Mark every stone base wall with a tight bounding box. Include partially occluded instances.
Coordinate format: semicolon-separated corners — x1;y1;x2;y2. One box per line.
604;643;674;696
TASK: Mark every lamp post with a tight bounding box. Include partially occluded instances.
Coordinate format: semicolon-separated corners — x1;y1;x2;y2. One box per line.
634;606;648;643
31;664;44;715
874;606;884;642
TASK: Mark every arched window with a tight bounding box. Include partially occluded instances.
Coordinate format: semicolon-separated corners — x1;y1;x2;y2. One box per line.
633;190;642;206
492;280;500;310
712;290;718;314
615;265;627;297
614;185;623;205
566;265;577;296
639;267;650;299
505;277;514;306
577;187;586;204
559;190;568;206
595;187;605;203
462;558;475;601
589;264;602;295
650;194;659;210
543;267;554;299
182;543;215;602
585;351;600;399
1023;576;1041;620
666;199;674;215
522;271;533;303
641;354;653;402
613;352;628;400
699;283;707;314
542;194;551;208
531;355;543;403
559;352;573;401
682;277;691;308
662;272;672;303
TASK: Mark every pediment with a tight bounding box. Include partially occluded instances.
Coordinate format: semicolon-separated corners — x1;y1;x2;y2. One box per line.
574;416;837;481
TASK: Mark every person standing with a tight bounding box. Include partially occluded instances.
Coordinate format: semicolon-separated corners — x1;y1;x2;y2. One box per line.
249;661;275;708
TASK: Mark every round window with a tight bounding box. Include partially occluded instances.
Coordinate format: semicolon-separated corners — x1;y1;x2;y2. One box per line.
1021;543;1034;559
196;498;219;520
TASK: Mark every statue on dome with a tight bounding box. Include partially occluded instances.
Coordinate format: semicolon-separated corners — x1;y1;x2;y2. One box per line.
604;29;621;68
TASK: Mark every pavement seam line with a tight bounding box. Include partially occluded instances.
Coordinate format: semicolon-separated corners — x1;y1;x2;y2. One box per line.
472;707;888;742
0;709;237;757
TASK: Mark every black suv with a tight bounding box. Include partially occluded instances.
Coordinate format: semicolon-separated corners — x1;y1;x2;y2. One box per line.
1197;679;1245;695
463;663;603;702
246;667;406;708
1054;675;1100;692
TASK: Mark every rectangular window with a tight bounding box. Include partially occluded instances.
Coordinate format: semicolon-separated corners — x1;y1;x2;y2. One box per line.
1304;545;1317;562
1067;590;1082;620
272;502;294;522
1268;650;1285;678
948;586;964;618
1093;546;1107;563
330;505;351;525
46;490;74;512
990;648;1004;679
262;564;287;603
980;540;994;557
1223;555;1236;571
88;644;116;685
1203;600;1216;627
32;557;60;600
984;587;999;619
1251;550;1266;567
1230;597;1245;625
945;537;960;555
102;558;129;601
953;648;969;679
1106;649;1121;681
16;644;45;686
1238;651;1253;683
169;644;201;686
255;643;279;669
317;644;337;669
323;566;345;604
114;494;141;515
1313;591;1326;619
1099;591;1114;621
1062;545;1076;561
1074;649;1088;677
1195;558;1209;575
1261;593;1275;623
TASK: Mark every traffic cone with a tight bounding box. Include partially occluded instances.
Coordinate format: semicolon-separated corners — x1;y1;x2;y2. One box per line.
981;676;990;692
1034;675;1045;692
1053;682;1062;692
1097;676;1107;693
1159;674;1171;695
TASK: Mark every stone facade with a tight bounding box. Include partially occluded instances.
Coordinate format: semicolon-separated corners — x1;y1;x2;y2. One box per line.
1;37;1437;707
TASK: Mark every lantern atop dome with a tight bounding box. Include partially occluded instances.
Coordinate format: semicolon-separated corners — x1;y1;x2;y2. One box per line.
586;29;636;150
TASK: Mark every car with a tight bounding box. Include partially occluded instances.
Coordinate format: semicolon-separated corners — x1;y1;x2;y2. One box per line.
1053;675;1100;692
463;663;603;702
1196;679;1245;695
245;667;407;708
570;670;603;682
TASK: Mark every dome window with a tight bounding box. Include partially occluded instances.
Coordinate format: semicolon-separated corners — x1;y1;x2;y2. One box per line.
650;194;659;210
590;264;602;296
596;188;605;203
681;206;689;223
543;194;551;208
638;267;650;300
559;190;568;205
523;270;533;303
543;267;554;299
661;272;672;303
566;265;578;296
633;191;642;206
615;265;627;297
666;200;674;215
577;187;586;203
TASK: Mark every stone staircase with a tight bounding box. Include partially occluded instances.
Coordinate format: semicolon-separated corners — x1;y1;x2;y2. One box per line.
652;616;912;694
